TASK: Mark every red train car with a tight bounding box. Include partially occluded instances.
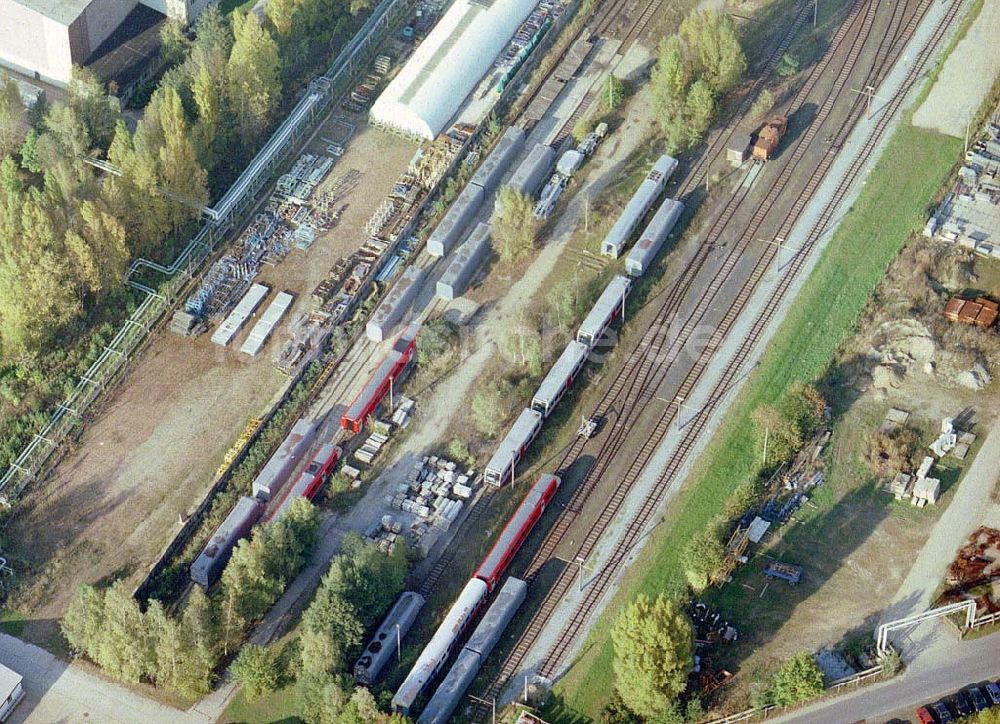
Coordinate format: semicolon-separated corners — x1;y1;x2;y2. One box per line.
475;473;561;591
266;442;342;523
341;326;419;433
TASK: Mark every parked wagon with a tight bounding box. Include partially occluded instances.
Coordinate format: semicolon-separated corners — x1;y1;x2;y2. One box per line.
264;441;342;523
355;591;425;685
577;275;632;348
531;341;588;417
190;496;264;587
483;408;544;486
600;154;677;258
342;325;419;433
625;198;684;277
475;474;560;589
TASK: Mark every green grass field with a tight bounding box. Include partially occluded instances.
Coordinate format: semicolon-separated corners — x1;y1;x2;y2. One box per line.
547;121;962;720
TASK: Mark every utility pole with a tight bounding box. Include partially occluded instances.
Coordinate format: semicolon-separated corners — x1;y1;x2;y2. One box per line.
763;426;769;467
469;694;497;724
813;0;818;27
849;84;883;120
396;623;401;663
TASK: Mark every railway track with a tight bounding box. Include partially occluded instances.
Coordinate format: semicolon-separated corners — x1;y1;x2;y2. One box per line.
537;0;956;685
468;0;941;710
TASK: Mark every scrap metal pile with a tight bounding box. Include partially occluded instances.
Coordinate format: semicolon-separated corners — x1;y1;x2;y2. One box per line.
184;153;335;321
939;527;1000;616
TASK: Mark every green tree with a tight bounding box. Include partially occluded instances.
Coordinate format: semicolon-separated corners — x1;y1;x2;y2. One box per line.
776;52;800;77
178;586;217;696
61;584;105;660
683;79;715;146
160;18;192;67
265;0;297;40
679;10;746;94
502;313;544;376
751;403;802;466
416;318;458;370
226;12;281;147
492;186;540;263
0;72;26;158
680;520;726;591
94;582;155;683
66;66;119;149
611;593;694;719
471;377;517;437
770;652;824;706
232;644;280;700
20;128;40;173
650;36;690;114
148;84;209;231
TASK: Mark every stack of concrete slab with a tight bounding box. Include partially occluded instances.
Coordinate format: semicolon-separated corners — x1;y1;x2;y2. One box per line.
241;291;294;356
211;283;270;346
436;223;492;300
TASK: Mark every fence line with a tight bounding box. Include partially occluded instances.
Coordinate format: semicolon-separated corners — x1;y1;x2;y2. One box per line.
0;0;410;504
704;666;884;723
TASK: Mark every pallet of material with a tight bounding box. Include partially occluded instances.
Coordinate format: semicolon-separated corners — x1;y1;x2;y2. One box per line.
241;292;294;356
212;283;270;347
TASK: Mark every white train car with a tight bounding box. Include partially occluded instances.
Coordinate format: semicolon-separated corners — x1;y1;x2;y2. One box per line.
531;341;589;417
600;154;677;258
391;579;488;715
483;408;544;486
625;198;684;277
576;275;632;348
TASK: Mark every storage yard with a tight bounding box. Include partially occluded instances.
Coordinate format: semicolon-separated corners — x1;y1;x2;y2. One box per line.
0;0;994;718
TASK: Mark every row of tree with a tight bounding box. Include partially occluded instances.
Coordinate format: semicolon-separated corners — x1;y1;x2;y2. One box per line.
650;10;747;154
227;532;409;722
62;497;321;696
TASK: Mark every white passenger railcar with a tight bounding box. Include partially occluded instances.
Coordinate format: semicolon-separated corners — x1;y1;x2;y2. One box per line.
483;408;544;486
600;154;677;258
531;341;589;417
576;275;632;348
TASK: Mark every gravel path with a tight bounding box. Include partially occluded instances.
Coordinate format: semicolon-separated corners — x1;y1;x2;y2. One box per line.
911;0;1000;137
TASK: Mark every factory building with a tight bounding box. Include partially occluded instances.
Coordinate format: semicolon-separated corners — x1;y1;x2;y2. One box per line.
0;0;214;86
369;0;537;140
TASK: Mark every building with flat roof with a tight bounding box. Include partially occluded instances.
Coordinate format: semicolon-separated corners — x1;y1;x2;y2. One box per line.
0;0;213;86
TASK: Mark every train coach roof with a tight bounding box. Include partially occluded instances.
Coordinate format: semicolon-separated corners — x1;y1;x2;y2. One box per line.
532;341;588;406
577;275;631;342
476;476;557;581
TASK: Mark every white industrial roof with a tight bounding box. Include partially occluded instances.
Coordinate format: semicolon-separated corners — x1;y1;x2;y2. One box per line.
14;0;91;26
369;0;537;140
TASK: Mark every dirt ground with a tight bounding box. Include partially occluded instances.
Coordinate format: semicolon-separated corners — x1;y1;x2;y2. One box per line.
2;114;416;650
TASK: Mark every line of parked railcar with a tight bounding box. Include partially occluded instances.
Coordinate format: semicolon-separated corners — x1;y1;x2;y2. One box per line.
342;324;420;433
484;274;632;486
389;473;561;715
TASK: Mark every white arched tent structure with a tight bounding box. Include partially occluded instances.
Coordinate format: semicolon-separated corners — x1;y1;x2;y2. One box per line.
369;0;537;140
